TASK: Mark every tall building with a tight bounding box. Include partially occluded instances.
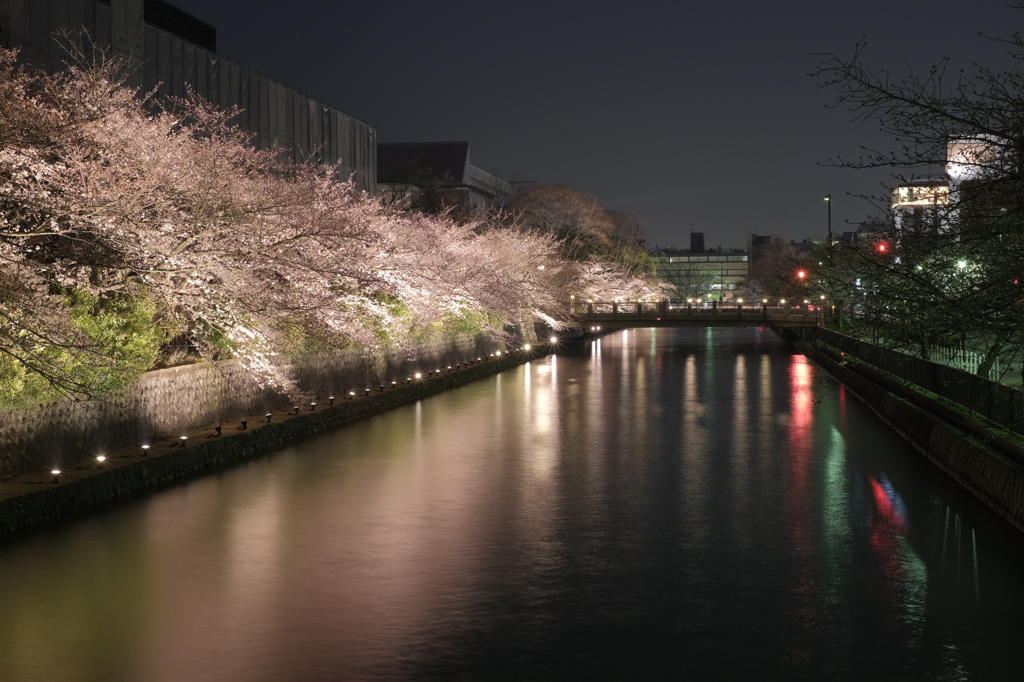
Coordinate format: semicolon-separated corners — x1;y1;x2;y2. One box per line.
0;0;377;191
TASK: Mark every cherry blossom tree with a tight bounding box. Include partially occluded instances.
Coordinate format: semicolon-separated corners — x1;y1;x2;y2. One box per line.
0;43;658;406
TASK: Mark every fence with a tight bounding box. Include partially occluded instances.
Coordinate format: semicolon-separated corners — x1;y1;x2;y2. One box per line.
929;346;1001;380
815;328;1024;435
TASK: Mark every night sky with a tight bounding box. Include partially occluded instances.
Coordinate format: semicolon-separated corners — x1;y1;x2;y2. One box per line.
170;0;1020;250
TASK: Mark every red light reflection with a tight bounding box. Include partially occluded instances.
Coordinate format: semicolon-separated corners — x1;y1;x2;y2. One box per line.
784;357;817;630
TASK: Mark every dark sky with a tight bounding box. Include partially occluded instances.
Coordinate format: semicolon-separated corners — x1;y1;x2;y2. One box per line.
170;0;1020;250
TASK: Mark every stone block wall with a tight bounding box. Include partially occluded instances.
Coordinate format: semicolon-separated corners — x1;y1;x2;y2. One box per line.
0;334;496;476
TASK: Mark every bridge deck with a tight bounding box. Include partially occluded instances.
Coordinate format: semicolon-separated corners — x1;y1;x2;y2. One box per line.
576;302;823;329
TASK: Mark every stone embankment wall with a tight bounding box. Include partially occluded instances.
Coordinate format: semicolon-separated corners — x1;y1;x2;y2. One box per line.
0;334;496;477
803;340;1024;534
0;350;538;536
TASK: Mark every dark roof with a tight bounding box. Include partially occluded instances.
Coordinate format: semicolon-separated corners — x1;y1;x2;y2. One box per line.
144;0;217;52
897;176;948;187
96;0;217;51
377;142;470;186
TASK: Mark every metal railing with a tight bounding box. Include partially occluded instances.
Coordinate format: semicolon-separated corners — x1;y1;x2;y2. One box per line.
574;301;823;326
816;328;1024;435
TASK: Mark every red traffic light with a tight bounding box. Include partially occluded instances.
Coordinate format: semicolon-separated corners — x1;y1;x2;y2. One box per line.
876;242;888;253
797;270;806;279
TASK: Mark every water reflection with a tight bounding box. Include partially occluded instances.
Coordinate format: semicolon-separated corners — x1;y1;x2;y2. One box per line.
0;328;1023;681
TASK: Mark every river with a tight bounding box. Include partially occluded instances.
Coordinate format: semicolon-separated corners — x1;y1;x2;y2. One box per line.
0;327;1022;681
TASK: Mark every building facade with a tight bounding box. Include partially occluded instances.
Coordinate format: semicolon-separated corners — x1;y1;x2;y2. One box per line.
0;0;377;191
891;138;997;234
649;250;749;301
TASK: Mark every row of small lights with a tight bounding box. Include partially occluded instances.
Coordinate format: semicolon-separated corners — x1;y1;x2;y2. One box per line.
680;296;828;304
581;296;829;306
50;342;561;483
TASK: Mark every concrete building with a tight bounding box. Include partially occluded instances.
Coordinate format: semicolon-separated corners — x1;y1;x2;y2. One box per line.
649;247;749;302
0;0;377;191
892;138;997;234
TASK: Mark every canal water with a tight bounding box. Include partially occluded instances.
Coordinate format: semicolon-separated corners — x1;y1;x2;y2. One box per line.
1;328;1023;681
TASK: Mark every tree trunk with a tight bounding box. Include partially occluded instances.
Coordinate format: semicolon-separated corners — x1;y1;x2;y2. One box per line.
977;341;1003;380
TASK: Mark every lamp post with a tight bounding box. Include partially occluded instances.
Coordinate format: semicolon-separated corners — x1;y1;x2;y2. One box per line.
824;194;832;252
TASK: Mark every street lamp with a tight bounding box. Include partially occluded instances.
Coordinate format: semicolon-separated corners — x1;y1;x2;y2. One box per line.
824;194;832;251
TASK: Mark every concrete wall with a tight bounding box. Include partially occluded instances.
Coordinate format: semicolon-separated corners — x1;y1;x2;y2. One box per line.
0;334;496;476
0;348;538;536
803;342;1024;534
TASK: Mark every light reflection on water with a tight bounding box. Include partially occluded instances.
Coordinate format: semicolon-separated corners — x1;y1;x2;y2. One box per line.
1;328;1023;681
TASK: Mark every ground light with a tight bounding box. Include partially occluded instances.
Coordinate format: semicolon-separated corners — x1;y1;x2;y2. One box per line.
239;420;247;430
141;444;150;456
51;469;61;483
214;425;222;436
179;436;188;447
310;402;317;411
266;412;273;422
96;455;106;464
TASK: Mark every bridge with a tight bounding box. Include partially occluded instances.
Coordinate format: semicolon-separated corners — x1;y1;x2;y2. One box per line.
575;301;823;338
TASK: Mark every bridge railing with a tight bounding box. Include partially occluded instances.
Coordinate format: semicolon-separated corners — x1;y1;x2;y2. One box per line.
575;301;823;317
